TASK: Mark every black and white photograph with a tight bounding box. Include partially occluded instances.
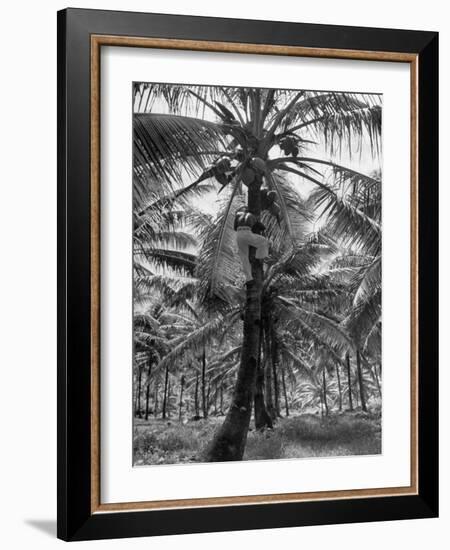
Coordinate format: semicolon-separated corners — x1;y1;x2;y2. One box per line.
132;83;382;466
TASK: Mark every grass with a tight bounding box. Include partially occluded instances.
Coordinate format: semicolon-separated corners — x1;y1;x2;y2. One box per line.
133;410;381;466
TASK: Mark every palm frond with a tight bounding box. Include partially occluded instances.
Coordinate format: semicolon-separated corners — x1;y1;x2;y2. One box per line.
196;186;245;302
155;315;225;372
345;288;381;345
134;113;228;190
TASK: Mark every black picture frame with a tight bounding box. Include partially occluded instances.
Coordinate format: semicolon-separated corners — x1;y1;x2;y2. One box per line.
57;7;438;541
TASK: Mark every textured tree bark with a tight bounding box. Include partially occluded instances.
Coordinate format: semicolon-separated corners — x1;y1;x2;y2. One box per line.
205;178;263;461
356;350;367;411
346;352;354;411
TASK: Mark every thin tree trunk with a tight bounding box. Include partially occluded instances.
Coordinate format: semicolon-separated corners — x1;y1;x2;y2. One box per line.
144;360;152;421
154;380;159;417
201;348;208;419
272;356;281;418
162;365;169;419
281;366;289;417
205;177;263;461
356;350;367;411
194;372;200;417
220;383;224;415
179;376;185;421
135;367;142;418
336;362;343;412
206;377;212;416
145;384;150;421
346;352;354;411
322;367;329;416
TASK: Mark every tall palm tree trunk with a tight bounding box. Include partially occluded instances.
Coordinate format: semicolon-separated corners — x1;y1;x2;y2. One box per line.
178;376;185;421
162;365;169;419
281;365;289;417
201;348;208;419
346;352;354;411
356;350;367;411
205;179;263;461
335;362;343;412
135;367;142;418
144;360;152;420
154;380;159;417
194;372;200;417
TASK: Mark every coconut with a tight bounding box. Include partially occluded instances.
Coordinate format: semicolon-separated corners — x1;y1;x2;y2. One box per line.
214;172;229;187
242;167;255;185
251;157;266;173
216;157;231;172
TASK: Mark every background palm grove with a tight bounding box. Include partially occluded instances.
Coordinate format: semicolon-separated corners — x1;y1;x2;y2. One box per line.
132;83;382;466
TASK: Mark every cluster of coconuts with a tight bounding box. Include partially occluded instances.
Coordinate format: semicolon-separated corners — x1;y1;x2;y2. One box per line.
233;156;281;227
279;136;299;157
241;156;267;185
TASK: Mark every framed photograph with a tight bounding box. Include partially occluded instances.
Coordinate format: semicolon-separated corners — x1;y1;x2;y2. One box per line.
57;8;438;541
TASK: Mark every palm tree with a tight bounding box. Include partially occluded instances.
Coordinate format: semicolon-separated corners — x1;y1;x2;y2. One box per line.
133;84;381;460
